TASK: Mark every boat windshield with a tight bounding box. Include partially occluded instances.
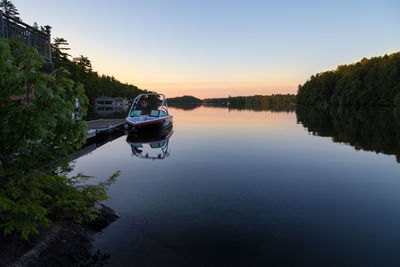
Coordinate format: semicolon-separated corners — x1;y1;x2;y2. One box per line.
130;94;169;117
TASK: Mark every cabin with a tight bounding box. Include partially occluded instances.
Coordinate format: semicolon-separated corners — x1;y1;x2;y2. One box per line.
95;96;130;107
95;96;114;106
95;97;130;115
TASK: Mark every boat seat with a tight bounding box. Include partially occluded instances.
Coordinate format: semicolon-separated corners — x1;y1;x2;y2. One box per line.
129;110;142;117
149;110;160;117
150;143;161;148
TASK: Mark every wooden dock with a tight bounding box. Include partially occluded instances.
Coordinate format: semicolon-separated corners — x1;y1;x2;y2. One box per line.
85;119;127;139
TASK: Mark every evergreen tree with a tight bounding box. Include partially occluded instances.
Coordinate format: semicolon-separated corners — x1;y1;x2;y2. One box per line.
52;37;71;59
51;37;148;103
73;55;92;72
0;0;21;21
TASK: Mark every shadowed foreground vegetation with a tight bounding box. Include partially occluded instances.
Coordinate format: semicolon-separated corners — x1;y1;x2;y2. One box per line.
297;52;400;106
296;106;400;163
0;38;117;240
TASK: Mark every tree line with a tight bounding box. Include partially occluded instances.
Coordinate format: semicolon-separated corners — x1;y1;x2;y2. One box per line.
297;52;400;106
168;94;296;111
52;38;149;104
204;94;296;111
167;95;202;104
1;0;149;104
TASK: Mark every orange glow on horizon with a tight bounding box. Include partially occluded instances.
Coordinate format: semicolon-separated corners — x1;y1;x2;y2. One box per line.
90;58;299;99
136;83;297;99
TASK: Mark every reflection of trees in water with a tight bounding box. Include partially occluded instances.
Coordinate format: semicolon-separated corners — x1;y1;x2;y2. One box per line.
296;106;400;163
225;103;295;112
168;103;202;111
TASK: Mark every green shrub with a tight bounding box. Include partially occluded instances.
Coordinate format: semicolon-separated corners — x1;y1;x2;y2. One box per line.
0;38;118;239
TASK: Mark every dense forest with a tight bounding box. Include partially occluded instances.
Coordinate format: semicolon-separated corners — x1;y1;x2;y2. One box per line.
167;95;202;104
167;94;296;111
51;38;149;103
167;95;202;110
296;106;400;163
203;94;296;111
297;52;400;106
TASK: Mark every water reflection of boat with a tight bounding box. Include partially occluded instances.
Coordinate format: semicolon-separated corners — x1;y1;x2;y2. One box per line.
126;126;173;160
126;93;173;128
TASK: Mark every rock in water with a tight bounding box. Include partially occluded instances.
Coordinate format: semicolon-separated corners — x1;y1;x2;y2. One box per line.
86;202;121;232
1;203;120;266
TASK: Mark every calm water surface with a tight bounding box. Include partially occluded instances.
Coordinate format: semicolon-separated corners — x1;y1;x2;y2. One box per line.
71;106;400;266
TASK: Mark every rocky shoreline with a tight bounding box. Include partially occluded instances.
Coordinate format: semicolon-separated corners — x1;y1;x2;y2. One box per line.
0;203;119;267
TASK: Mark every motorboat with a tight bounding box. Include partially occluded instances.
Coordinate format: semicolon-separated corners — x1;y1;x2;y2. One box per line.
126;93;173;128
126;125;173;160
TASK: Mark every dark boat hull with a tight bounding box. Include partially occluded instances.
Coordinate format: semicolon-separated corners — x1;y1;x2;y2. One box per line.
126;116;173;128
127;117;172;135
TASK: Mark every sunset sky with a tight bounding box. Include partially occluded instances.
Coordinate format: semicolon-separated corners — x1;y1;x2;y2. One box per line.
14;0;400;98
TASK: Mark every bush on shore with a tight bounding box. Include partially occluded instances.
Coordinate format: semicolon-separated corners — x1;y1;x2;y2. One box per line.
0;38;117;240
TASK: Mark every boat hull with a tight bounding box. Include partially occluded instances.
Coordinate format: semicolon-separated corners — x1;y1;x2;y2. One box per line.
126;116;173;128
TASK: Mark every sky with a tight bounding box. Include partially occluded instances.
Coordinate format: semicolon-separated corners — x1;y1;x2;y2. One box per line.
13;0;400;98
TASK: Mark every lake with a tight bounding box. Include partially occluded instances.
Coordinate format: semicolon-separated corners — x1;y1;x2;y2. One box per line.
71;106;400;266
